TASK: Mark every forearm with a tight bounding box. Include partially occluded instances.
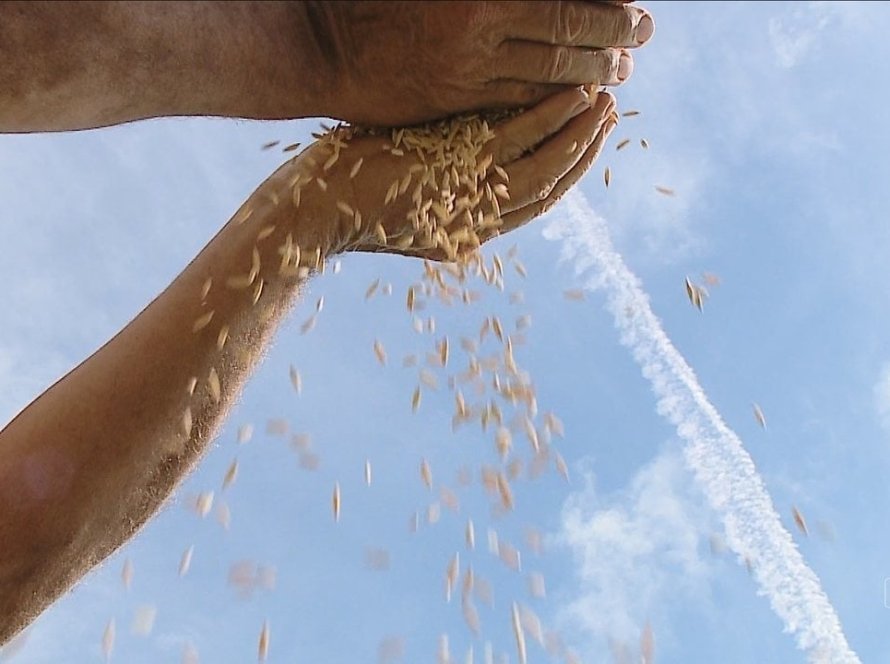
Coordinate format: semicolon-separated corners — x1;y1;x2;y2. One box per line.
0;159;335;642
0;1;332;132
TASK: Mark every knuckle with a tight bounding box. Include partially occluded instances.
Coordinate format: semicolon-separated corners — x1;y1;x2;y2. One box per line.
547;46;571;82
596;49;621;83
608;9;634;44
558;2;587;43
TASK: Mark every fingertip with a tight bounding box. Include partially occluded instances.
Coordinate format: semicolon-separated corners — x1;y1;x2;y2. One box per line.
591;90;616;117
635;11;655;45
617;51;634;82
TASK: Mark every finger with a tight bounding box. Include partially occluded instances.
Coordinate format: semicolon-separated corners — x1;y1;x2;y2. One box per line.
497;91;615;214
496;110;618;235
487;87;592;164
498;1;654;49
496;42;632;86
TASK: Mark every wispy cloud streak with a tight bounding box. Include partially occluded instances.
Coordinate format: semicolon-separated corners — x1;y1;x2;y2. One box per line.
543;192;859;664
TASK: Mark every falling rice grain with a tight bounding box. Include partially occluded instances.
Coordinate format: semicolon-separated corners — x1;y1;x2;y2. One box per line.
258;621;270;662
222;459;239;490
200;277;212;301
511;603;528;664
177;546;194;577
621;109;640;117
462;598;481;636
365;278;381;299
411;386;422;412
528;572;546;598
131;605;157;637
641;621;655;664
373;339;387;366
102;618;115;661
192;310;215;333
216;325;229;351
446;552;460;602
300;315;317;334
465;519;475;550
332;483;341;522
554;452;570;481
256;225;276;241
288;365;302;394
336;200;354;217
181;407;193;438
364;459;372;487
640;138;650;149
349;157;364;178
261;140;280;150
615;138;630;151
419;368;438;390
237;424;253;444
186;376;198;396
266;418;289;437
194;491;214;517
604;166;611;188
207;367;221;404
182;642;200;664
563;288;585;301
420;459;433;489
121;559;134;590
495;427;512;459
655;185;676;196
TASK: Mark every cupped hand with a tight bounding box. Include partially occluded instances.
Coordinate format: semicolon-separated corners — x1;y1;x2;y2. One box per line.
304;1;651;126
271;87;617;263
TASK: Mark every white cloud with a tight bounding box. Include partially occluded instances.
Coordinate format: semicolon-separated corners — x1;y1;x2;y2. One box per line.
556;446;711;646
768;1;838;69
874;364;890;431
544;192;861;663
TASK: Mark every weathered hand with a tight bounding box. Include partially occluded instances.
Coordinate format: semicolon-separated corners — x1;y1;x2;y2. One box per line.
266;88;617;263
303;1;651;126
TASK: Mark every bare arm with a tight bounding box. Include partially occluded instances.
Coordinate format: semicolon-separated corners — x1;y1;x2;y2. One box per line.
0;86;617;642
0;1;331;131
0;1;651;132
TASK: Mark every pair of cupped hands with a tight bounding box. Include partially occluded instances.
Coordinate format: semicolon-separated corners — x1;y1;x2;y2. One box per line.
255;1;652;261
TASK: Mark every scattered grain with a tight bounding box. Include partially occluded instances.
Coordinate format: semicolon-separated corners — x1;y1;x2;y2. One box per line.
237;424;254;444
192;310;214;333
222;459;239;490
178;545;194;577
258;621;270;662
332;483;341;522
102;618;115;661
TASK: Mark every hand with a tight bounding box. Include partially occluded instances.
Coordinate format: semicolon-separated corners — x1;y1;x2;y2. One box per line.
267;88;617;262
301;1;652;126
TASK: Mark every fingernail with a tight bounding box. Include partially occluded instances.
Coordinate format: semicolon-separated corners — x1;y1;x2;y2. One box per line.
617;51;634;82
635;12;655;45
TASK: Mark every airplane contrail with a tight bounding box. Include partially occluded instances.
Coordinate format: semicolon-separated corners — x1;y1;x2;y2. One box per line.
543;191;859;664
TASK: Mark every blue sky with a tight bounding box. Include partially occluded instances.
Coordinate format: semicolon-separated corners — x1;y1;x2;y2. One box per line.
2;2;889;662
